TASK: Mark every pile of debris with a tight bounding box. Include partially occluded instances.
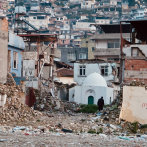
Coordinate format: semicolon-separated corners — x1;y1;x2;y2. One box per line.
33;79;80;113
129;80;147;87
33;80;64;112
0;74;41;123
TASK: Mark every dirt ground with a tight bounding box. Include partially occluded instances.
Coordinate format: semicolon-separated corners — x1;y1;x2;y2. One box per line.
0;132;146;147
0;113;147;147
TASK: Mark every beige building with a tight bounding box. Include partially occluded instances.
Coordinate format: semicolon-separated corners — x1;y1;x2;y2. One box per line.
0;16;8;83
81;37;96;59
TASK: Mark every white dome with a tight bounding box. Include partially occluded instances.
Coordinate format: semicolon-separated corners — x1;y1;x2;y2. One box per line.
82;72;107;87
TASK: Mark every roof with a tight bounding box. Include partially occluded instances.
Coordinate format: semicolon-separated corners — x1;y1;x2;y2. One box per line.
120;19;147;41
91;33;130;40
97;24;131;33
56;68;73;77
70;59;106;63
55;61;73;69
82;72;107;87
18;34;57;42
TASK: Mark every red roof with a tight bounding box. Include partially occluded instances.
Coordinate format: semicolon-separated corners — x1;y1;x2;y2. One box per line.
56;68;73;77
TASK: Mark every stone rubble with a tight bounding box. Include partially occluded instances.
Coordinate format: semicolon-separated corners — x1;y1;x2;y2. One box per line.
1;75;147;146
0;73;42;124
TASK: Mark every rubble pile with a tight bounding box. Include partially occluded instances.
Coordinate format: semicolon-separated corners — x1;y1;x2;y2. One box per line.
34;80;80;112
0;74;41;123
63;101;81;112
34;81;64;112
129;80;147;87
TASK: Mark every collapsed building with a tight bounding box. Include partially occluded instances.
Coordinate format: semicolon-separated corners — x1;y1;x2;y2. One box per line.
119;19;147;124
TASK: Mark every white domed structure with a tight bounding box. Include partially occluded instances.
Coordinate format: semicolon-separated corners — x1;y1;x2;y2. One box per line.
83;72;107;87
69;72;114;105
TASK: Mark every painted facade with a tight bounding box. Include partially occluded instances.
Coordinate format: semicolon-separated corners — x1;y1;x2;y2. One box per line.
120;86;147;124
8;33;25;77
81;37;96;59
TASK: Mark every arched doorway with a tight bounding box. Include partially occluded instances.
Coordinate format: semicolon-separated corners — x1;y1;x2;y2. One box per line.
88;96;94;104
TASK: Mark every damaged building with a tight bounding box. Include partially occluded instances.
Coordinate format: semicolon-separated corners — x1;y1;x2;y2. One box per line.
69;59;120;105
119;19;147;124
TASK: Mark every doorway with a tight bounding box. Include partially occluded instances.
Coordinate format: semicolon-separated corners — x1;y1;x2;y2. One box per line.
88;96;94;104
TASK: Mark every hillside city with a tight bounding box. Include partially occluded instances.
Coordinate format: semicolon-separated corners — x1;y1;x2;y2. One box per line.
1;0;147;146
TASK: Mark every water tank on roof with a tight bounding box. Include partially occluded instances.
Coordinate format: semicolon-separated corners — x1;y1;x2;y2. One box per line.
15;6;26;14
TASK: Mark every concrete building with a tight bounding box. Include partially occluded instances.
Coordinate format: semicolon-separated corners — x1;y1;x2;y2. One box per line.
75;22;96;31
95;17;110;24
132;9;145;19
81;36;96;59
92;33;130;61
59;47;88;66
69;72;114;105
81;0;95;9
73;59;119;86
27;12;50;29
0;16;8;83
8;33;25;77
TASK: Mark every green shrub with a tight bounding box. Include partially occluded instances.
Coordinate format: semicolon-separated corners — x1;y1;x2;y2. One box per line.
140;124;147;129
79;104;98;113
130;121;138;133
99;128;103;133
88;129;96;134
80;104;86;108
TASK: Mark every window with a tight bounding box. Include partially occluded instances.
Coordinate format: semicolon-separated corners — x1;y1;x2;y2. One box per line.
79;65;86;76
86;41;88;43
107;58;119;61
100;66;108;76
66;21;68;24
33;17;36;19
68;52;76;61
92;47;95;51
63;40;65;44
79;53;86;59
57;18;59;20
108;42;119;48
132;48;138;57
13;51;18;69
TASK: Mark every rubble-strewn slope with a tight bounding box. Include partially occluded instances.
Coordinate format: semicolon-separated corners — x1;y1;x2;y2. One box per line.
0;73;41;124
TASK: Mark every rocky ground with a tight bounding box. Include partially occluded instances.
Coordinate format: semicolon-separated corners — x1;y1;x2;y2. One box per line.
0;112;147;147
0;75;147;146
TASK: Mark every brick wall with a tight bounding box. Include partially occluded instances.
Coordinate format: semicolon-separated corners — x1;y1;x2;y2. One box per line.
2;17;8;32
124;59;147;83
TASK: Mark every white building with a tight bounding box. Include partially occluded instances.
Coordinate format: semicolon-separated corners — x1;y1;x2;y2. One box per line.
81;0;95;9
68;59;120;105
95;17;110;24
76;22;96;31
27;13;50;29
132;9;145;19
73;60;119;85
92;33;130;61
69;72;114;105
